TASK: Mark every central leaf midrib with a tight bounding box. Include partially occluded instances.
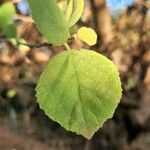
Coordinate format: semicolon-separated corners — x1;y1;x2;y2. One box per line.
50;53;70;89
71;53;89;135
50;54;70;114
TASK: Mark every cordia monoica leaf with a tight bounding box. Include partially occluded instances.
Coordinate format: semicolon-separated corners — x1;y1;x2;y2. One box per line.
57;0;84;27
36;49;122;139
28;0;70;45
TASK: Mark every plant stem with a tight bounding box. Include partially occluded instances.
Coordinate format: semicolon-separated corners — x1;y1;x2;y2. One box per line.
64;43;71;50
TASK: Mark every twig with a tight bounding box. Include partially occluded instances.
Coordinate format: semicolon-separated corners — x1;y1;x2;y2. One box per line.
0;37;52;48
64;43;71;50
17;41;52;48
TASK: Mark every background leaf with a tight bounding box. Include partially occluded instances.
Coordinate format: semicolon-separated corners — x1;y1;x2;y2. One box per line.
4;24;16;38
36;49;122;139
0;2;16;38
58;0;84;27
28;0;70;45
77;27;97;46
0;2;15;28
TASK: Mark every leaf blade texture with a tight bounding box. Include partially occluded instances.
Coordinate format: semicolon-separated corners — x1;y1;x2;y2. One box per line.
58;0;84;27
77;27;97;46
0;2;15;28
28;0;70;45
36;49;122;139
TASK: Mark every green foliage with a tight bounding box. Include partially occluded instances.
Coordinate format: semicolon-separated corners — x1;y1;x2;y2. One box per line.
0;2;16;38
7;89;16;98
28;0;70;45
126;76;137;90
28;0;122;139
36;49;122;139
77;27;97;46
28;0;84;45
58;0;84;27
4;24;16;38
0;2;15;28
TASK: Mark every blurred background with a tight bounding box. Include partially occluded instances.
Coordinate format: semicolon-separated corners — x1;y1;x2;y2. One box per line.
0;0;150;149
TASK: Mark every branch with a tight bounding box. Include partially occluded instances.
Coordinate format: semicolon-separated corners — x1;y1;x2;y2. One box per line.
0;37;52;48
17;41;52;48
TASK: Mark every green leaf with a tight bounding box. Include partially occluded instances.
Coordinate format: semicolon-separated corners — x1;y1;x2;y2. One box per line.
0;2;15;28
4;24;16;38
36;49;122;139
77;27;97;46
7;89;16;98
28;0;70;45
57;0;84;27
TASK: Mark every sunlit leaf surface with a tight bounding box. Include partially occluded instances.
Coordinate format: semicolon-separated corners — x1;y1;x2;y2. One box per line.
36;49;122;139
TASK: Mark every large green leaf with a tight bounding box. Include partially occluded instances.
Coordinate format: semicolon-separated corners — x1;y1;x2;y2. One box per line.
36;49;122;139
58;0;84;27
0;2;15;28
28;0;70;45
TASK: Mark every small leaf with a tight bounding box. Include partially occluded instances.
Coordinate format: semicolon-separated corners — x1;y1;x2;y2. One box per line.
126;76;137;90
0;2;15;28
10;38;17;45
77;27;97;46
7;89;16;98
4;24;16;38
57;0;84;27
28;0;70;45
36;49;122;139
0;2;16;38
